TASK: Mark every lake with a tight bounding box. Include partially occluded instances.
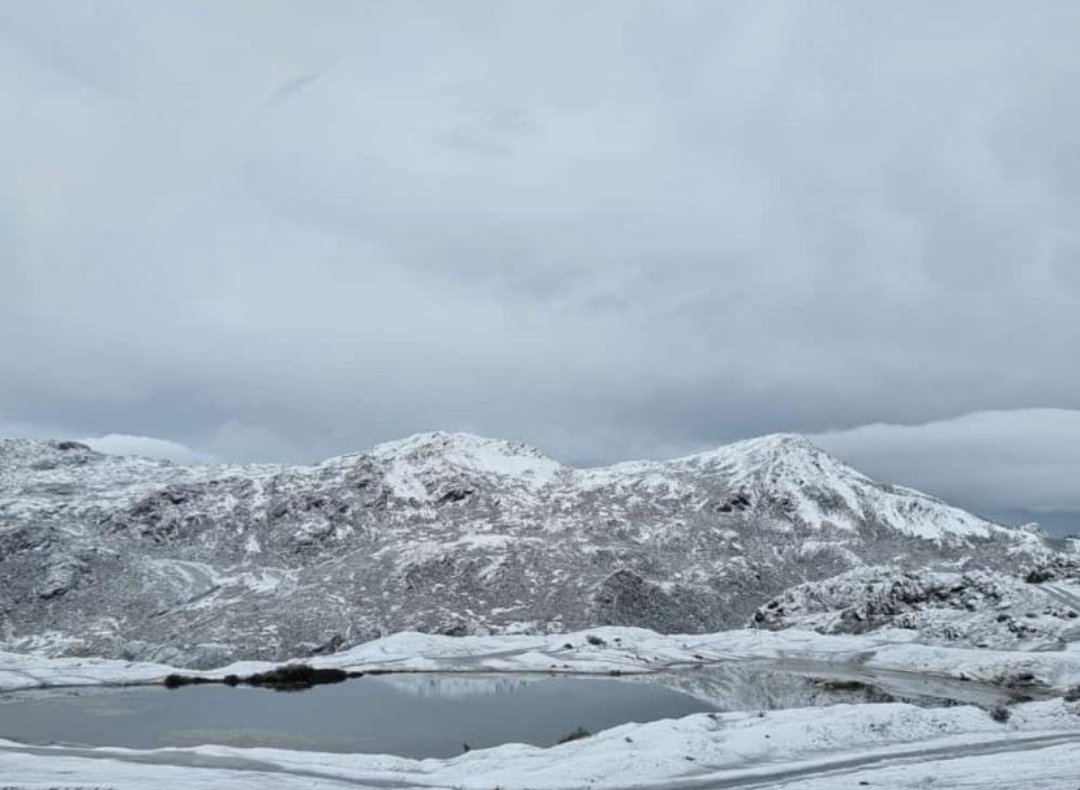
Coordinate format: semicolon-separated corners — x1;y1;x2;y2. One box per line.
0;674;715;758
0;661;1020;759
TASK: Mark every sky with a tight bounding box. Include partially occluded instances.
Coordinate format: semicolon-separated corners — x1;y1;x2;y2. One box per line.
1;1;1078;535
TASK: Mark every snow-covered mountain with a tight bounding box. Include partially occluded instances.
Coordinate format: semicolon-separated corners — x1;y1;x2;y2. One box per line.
0;432;1056;667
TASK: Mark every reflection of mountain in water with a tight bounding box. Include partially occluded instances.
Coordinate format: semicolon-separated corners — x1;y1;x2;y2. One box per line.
632;660;1016;710
623;663;874;711
376;674;540;699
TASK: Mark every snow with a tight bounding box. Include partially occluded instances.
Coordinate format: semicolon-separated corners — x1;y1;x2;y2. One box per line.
2;625;1079;787
369;431;563;498
0;699;1077;788
453;533;517;550
753;566;1080;650
575;431;1027;545
684;434;1004;542
2;430;1057;662
3;433;1076;786
3;626;1079;696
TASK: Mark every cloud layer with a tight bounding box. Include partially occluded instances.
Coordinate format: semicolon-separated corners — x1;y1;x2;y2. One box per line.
2;2;1078;531
811;409;1080;534
79;434;209;464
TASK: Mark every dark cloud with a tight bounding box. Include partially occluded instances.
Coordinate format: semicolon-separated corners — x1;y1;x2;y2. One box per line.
1;1;1078;531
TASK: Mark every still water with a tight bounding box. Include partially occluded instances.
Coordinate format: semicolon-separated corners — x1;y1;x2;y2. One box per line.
0;674;715;758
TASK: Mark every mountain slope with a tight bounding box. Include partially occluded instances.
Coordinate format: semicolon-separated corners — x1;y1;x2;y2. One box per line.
0;433;1053;667
750;565;1080;650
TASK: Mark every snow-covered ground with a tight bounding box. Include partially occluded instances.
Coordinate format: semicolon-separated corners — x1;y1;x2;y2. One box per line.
2;627;1079;788
4;626;1079;695
2;434;1077;786
1;700;1078;788
752;566;1080;650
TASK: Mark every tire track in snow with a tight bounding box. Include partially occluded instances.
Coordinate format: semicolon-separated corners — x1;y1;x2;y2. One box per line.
652;731;1080;790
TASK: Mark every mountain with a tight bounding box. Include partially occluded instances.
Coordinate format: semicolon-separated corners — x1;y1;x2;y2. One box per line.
0;432;1055;667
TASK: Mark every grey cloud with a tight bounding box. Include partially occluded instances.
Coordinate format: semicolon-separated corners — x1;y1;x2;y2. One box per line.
1;1;1079;529
812;410;1080;536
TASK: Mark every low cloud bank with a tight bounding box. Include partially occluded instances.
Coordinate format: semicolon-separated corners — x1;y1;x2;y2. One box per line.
80;434;210;464
812;409;1080;534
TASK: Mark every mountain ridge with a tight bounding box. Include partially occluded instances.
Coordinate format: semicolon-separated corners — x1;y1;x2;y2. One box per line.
0;431;1055;667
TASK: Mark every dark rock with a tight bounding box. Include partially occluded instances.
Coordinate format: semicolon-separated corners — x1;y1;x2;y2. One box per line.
55;441;91;452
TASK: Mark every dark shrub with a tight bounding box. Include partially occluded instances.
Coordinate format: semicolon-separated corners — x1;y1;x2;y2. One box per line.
437;487;474;504
163;673;212;689
244;664;348;690
164;664;354;692
989;704;1011;723
818;679;871;692
56;441;90;452
557;726;591;744
585;634;606;647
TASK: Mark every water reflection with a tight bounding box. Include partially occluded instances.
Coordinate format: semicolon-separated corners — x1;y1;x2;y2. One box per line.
0;676;713;758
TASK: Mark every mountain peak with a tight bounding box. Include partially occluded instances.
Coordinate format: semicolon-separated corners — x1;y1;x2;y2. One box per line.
369;431;562;484
372;431;552;460
722;432;823;455
671;432;829;470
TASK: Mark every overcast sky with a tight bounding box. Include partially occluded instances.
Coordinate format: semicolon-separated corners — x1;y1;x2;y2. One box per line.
2;1;1078;534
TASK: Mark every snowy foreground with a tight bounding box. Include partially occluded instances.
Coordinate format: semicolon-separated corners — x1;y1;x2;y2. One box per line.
2;627;1080;788
2;701;1079;789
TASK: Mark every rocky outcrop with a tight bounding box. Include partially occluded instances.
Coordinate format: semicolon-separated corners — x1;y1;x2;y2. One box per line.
750;566;1080;649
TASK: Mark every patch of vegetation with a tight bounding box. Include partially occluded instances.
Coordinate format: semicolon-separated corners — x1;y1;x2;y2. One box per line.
55;441;90;452
245;664;350;691
816;679;871;693
585;634;606;647
163;673;214;689
556;726;591;744
437;487;474;504
163;663;357;691
989;704;1011;723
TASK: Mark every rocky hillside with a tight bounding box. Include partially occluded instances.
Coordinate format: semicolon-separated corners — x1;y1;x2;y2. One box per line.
0;432;1056;667
749;565;1080;650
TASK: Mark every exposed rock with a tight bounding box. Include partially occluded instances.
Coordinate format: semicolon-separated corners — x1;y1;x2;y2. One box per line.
37;558;88;600
750;565;1080;649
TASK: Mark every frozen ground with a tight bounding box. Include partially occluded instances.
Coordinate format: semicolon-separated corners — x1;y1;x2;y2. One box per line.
2;627;1079;788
